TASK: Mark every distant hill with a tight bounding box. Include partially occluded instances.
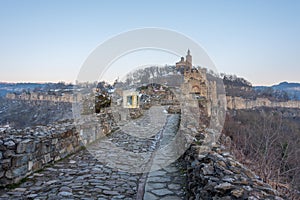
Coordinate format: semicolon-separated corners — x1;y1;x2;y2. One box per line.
221;74;300;101
0;82;74;97
254;82;300;100
0;83;45;97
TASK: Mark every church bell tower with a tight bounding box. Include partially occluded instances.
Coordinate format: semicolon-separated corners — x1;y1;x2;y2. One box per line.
186;49;192;69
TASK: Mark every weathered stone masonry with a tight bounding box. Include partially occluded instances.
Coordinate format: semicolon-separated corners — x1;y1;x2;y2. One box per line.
0;107;121;187
0;121;82;186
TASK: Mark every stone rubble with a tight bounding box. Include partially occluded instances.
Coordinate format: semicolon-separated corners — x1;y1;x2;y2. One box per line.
185;145;285;200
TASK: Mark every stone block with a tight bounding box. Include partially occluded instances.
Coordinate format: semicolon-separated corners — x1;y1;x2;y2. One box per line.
5;170;13;179
59;148;66;155
0;145;5;151
0;178;12;186
51;138;58;145
43;153;51;164
54;155;61;161
3;150;15;158
41;141;51;154
34;142;43;156
66;144;74;153
0;170;4;178
4;140;16;150
32;160;42;171
28;161;33;171
1;158;11;170
12;154;29;167
16;139;33;154
12;165;28;177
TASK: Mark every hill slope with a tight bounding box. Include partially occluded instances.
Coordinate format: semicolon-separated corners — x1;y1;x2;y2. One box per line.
255;82;300;100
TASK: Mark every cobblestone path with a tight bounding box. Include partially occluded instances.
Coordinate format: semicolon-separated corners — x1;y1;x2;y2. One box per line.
0;106;186;199
144;163;185;200
143;114;186;200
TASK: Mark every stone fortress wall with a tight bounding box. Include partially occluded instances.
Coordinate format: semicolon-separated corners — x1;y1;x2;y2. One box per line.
6;90;300;112
227;96;300;110
5;92;82;103
0;121;80;186
0;116;113;187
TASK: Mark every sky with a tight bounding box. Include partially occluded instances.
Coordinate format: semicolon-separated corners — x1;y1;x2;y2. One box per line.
0;0;299;86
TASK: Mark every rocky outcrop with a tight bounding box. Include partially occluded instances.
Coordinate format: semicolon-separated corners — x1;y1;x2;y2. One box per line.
185;145;285;200
227;96;300;110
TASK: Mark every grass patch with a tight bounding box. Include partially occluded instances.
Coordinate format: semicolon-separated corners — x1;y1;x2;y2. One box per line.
4;177;29;190
180;168;187;175
34;168;44;174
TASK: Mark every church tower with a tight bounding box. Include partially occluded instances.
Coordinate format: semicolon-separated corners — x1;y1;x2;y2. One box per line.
186;49;192;69
176;49;193;73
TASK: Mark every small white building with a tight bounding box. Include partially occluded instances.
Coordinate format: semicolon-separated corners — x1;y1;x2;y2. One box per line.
123;90;139;108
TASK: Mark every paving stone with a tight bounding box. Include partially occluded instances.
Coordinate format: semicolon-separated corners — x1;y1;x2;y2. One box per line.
147;176;171;183
26;194;38;198
148;170;167;177
95;186;110;190
13;188;26;192
111;195;126;199
160;196;182;200
164;166;179;173
144;192;159;200
59;186;72;192
58;191;73;196
151;188;174;196
102;190;120;196
148;183;166;189
167;183;182;190
46;180;58;185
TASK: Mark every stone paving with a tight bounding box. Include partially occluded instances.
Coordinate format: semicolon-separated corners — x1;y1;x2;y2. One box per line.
0;106;186;199
0;149;141;200
143;113;186;200
144;163;185;200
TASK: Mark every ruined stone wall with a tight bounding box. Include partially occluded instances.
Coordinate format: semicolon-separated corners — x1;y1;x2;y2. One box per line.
184;144;285;199
0;121;81;186
0;114;113;187
5;92;82;103
183;102;285;199
227;96;300;110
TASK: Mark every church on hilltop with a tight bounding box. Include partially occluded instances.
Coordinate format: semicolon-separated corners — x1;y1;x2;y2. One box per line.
176;50;208;98
176;49;193;74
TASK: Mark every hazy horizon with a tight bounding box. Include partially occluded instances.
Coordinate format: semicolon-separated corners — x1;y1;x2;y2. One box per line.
1;72;298;87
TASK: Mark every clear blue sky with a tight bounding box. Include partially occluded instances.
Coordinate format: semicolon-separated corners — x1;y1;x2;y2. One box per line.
0;0;299;85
